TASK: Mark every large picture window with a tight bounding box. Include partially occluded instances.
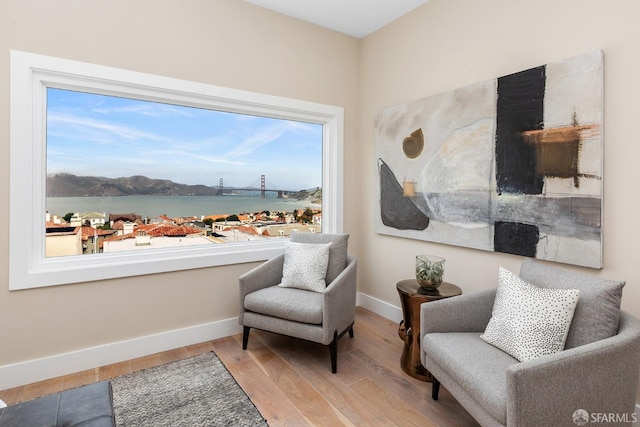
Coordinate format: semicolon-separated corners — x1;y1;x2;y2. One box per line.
45;88;324;257
10;50;344;290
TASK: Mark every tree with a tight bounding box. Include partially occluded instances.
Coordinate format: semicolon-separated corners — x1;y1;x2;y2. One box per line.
63;212;74;223
298;208;314;224
304;208;315;223
226;214;240;222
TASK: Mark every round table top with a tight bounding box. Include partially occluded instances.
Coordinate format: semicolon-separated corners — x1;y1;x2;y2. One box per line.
396;279;462;300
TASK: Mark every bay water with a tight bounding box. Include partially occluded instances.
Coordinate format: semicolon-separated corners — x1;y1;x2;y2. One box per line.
47;195;319;220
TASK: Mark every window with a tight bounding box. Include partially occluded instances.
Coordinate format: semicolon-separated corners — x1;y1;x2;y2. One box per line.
10;50;344;290
45;88;323;257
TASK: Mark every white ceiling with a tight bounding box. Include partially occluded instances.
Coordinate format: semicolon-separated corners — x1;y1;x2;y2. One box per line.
243;0;430;39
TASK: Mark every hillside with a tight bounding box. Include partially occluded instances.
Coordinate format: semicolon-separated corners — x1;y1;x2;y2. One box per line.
47;174;322;202
290;188;322;204
47;173;219;197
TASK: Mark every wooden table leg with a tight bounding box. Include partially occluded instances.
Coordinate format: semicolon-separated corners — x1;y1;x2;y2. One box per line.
398;291;433;382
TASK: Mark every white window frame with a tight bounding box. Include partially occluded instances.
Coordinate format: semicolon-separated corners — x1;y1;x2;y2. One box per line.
9;50;344;290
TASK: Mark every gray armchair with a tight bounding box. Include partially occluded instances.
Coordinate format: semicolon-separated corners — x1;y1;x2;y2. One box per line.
239;233;357;373
420;259;640;427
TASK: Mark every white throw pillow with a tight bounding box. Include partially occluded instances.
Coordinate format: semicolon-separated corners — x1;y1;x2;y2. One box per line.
480;267;579;362
278;242;331;293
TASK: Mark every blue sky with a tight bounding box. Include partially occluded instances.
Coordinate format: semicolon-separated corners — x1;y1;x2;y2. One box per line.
46;88;323;191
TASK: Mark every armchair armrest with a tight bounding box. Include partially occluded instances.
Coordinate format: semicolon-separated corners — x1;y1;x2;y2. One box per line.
506;311;640;427
420;288;496;340
322;254;357;345
238;254;284;319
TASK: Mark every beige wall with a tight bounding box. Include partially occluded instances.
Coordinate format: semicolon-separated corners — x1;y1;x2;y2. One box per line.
359;0;640;402
0;0;360;366
359;0;640;313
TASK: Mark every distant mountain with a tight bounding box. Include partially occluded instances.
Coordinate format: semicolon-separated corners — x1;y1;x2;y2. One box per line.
47;173;322;201
47;173;219;197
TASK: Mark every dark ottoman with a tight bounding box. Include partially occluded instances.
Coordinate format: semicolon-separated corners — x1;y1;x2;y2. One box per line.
0;381;115;427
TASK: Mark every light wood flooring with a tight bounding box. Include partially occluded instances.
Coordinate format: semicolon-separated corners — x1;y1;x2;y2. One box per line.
0;307;479;426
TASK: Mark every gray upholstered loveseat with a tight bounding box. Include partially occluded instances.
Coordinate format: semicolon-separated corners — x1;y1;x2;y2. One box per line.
420;259;640;427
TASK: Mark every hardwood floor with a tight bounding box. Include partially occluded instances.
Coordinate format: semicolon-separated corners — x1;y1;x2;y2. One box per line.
0;307;479;426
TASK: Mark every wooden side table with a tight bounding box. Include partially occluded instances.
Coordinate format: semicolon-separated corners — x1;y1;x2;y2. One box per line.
397;279;462;381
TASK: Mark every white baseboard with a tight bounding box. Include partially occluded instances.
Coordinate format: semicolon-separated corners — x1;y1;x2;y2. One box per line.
0;317;242;391
1;293;398;391
357;291;403;323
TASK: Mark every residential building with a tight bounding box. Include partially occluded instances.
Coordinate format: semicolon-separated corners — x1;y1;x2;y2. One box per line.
45;223;82;257
70;211;106;228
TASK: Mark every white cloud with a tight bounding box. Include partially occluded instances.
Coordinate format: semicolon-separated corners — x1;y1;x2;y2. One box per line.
48;113;167;142
226;120;311;157
92;103;194;117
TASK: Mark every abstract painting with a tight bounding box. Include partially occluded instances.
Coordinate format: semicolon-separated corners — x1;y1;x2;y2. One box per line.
375;51;603;268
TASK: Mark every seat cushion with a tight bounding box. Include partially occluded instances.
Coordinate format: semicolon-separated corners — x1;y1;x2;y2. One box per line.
290;232;349;284
519;258;625;349
424;332;519;425
244;285;324;324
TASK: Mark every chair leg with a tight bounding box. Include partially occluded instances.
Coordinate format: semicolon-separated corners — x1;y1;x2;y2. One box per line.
432;378;440;400
329;324;354;373
242;326;250;350
329;331;338;374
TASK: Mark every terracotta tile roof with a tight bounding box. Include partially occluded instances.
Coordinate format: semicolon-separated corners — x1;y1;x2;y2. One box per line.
103;222;204;241
109;213;143;223
45;221;70;228
158;215;174;223
174;216;199;225
223;225;259;235
79;226;117;241
151;225;202;237
102;234;129;242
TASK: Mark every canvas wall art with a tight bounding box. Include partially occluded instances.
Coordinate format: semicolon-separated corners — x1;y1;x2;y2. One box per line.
375;51;603;268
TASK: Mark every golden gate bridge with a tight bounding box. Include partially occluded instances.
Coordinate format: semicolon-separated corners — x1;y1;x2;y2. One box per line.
216;175;294;198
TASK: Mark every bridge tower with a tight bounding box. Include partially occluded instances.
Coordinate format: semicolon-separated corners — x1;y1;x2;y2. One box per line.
261;175;266;198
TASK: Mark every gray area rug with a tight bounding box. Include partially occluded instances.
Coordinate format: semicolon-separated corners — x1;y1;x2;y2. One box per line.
111;352;267;426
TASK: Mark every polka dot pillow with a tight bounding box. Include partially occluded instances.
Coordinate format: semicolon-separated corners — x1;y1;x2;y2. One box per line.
480;267;580;362
278;241;331;293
